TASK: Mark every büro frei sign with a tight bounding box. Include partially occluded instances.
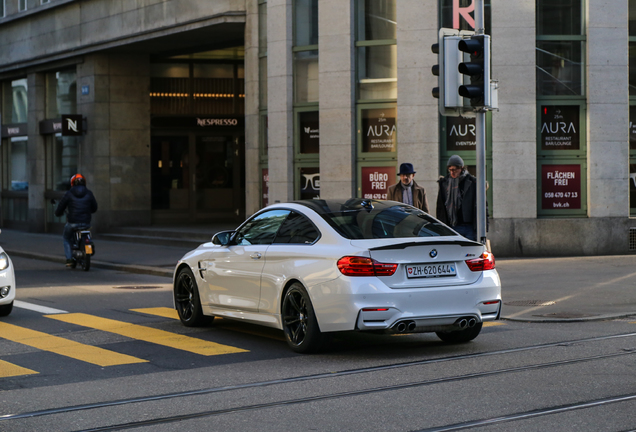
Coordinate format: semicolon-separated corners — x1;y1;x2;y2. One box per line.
541;165;581;210
361;166;396;200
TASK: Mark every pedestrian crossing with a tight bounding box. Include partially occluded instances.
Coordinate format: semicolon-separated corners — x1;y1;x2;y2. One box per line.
0;307;511;379
0;307;249;378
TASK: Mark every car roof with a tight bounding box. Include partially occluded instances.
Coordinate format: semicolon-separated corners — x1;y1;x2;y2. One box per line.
289;198;399;215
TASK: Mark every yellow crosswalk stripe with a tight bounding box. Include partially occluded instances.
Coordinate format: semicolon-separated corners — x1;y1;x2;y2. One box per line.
0;359;37;378
0;322;147;367
47;313;248;356
483;322;506;327
131;308;285;341
130;307;179;320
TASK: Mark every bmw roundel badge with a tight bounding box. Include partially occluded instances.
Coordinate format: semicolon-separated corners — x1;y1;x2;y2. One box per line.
429;249;438;258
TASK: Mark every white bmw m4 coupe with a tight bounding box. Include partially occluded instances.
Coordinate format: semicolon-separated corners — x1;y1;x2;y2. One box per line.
173;199;501;353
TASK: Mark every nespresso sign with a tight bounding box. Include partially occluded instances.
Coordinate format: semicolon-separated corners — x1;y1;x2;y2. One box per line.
1;123;27;138
151;116;244;129
40;115;86;136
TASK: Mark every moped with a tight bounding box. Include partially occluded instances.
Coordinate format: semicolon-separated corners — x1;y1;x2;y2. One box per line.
51;199;95;271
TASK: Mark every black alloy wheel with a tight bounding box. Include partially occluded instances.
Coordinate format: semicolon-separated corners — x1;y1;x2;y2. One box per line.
174;267;209;327
282;283;323;353
436;322;483;343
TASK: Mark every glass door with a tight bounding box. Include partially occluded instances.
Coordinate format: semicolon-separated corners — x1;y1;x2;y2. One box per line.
151;135;191;216
195;134;242;221
151;133;245;223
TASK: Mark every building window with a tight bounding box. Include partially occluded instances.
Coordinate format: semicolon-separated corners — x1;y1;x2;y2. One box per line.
259;2;268;204
355;1;396;199
355;0;396;101
18;0;26;12
536;0;587;217
46;134;78;191
149;48;245;116
1;0;5;18
41;0;50;4
437;0;493;211
536;0;585;96
259;0;269;207
45;69;77;119
293;0;319;200
1;79;28;124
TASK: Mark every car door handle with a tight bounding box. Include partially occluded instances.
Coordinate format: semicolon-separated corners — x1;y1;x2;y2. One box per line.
250;253;262;260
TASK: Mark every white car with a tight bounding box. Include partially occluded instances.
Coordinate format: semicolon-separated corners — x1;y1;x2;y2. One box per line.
173;199;501;353
0;246;15;317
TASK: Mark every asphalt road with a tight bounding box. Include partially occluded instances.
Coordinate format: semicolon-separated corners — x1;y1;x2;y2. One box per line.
1;256;635;431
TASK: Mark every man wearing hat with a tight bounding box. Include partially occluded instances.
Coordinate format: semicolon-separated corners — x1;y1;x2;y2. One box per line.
436;155;482;241
387;163;429;212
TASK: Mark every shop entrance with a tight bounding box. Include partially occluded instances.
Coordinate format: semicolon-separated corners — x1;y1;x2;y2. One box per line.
151;132;245;223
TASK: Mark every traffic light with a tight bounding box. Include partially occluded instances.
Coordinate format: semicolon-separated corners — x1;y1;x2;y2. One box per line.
431;28;463;117
458;35;491;108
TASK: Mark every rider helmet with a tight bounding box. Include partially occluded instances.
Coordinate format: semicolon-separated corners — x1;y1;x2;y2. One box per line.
70;173;86;187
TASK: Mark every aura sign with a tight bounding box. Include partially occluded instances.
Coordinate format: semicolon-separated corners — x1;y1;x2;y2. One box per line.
540;105;580;151
362;108;397;153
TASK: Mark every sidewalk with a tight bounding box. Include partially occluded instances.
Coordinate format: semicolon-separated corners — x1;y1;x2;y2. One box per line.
1;228;636;323
0;228;191;278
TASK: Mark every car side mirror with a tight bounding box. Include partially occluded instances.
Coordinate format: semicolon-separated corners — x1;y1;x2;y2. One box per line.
212;230;234;246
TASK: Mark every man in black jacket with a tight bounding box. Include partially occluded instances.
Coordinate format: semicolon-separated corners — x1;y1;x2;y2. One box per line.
436;155;482;241
55;174;98;267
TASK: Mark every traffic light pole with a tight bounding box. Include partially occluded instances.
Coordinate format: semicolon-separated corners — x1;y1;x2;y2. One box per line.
474;0;487;246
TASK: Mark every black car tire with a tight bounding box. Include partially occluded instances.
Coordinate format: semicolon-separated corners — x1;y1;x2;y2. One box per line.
174;267;210;327
282;282;324;353
436;322;483;343
0;301;13;317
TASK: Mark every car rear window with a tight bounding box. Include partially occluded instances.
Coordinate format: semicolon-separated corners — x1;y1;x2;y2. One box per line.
319;204;456;239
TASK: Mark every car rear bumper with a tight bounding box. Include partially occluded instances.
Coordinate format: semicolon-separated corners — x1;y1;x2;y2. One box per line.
309;270;501;333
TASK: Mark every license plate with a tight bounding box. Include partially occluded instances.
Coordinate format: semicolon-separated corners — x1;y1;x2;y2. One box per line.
406;262;456;278
85;245;93;255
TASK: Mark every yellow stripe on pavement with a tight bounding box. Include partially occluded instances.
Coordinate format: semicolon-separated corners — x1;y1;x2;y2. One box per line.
0;322;147;367
130;308;284;341
130;307;180;320
483;322;506;327
0;359;38;378
47;313;248;356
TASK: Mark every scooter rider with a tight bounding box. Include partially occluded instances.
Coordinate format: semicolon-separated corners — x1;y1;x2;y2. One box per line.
55;174;98;267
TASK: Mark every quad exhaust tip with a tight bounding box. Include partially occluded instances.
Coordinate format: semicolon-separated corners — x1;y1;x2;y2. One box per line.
455;317;478;329
395;320;417;333
392;317;477;334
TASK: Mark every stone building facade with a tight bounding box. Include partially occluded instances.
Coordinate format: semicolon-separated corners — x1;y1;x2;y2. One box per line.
0;0;634;256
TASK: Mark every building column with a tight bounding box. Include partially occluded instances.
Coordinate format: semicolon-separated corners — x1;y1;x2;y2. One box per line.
491;0;537;220
267;0;294;203
27;72;46;232
245;0;261;216
587;0;629;217
77;53;151;231
396;0;439;214
318;0;355;199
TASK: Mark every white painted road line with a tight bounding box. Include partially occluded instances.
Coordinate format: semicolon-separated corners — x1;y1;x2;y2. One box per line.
13;300;68;315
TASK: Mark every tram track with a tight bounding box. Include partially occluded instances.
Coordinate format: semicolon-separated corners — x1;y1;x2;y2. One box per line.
3;331;636;431
76;349;636;432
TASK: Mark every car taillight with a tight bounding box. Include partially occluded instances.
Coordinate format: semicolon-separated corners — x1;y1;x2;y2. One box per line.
337;256;398;277
465;251;495;272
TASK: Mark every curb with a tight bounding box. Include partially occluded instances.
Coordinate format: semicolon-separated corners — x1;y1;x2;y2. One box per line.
5;250;174;278
502;313;636;323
